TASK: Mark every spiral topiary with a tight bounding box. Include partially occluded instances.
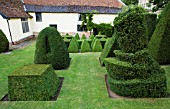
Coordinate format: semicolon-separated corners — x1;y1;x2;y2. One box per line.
0;29;9;53
34;27;70;70
105;6;167;98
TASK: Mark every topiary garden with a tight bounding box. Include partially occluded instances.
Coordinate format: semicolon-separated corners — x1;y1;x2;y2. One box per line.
34;27;70;70
104;6;167;98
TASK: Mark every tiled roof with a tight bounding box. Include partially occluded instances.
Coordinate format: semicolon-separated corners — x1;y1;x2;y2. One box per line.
25;4;121;14
0;1;32;19
24;0;124;8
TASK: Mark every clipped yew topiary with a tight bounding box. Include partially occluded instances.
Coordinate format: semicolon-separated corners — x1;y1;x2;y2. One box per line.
104;6;167;98
89;34;95;40
75;33;80;40
0;29;9;53
8;64;59;101
35;27;70;70
81;34;86;39
99;34;119;66
92;39;103;52
148;1;170;64
80;39;91;52
68;38;79;53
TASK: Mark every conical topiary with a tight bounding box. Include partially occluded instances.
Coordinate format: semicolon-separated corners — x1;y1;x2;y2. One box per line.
68;38;79;53
72;37;79;48
148;1;170;64
35;27;70;70
92;39;103;52
0;29;9;53
104;6;167;98
89;34;95;40
80;39;91;52
81;34;86;39
75;33;80;40
91;37;97;48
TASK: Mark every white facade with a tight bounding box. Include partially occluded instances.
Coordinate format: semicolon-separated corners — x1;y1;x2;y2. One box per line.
0;15;33;43
29;12;117;35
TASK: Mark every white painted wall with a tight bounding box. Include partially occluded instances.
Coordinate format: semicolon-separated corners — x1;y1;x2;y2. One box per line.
0;16;33;42
8;18;33;42
29;12;117;33
0;15;10;42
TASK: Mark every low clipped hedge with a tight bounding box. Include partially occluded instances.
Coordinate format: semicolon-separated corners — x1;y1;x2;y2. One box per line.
92;39;103;52
0;29;9;53
108;72;167;98
95;35;107;39
8;64;59;101
80;39;91;52
148;1;170;64
35;27;70;70
68;38;79;53
99;35;119;66
99;38;107;49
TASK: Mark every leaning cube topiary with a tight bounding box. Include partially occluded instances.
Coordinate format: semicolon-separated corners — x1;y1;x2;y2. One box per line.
35;27;70;70
80;39;91;52
92;39;103;52
0;29;9;53
148;1;170;64
75;33;80;40
104;6;167;98
8;64;59;101
68;38;79;53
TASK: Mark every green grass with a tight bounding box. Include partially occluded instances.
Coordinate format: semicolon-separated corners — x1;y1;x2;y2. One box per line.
0;43;170;109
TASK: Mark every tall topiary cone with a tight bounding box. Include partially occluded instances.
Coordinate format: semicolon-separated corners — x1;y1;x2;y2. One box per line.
35;27;70;70
75;33;80;40
148;1;170;64
104;6;167;98
0;29;9;53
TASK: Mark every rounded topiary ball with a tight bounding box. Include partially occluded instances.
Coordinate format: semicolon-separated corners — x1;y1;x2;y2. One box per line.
35;27;70;70
0;29;9;53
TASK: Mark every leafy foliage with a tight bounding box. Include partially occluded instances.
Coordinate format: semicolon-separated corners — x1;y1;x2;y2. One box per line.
122;0;138;5
92;39;102;52
149;0;169;12
0;29;9;53
75;33;80;40
34;27;70;70
81;34;86;39
8;64;59;101
68;38;79;53
148;1;170;64
80;39;91;52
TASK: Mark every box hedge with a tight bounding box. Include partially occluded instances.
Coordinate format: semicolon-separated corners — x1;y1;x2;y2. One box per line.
92;39;103;52
148;1;170;64
34;27;70;70
80;39;91;52
0;29;9;53
68;38;79;53
8;64;59;101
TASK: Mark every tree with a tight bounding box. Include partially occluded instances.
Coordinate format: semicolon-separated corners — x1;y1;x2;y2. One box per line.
122;0;138;5
149;0;169;11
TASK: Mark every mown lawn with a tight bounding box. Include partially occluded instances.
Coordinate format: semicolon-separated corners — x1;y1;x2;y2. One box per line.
0;43;170;109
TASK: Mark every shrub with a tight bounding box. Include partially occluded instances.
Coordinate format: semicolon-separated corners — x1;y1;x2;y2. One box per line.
81;34;86;39
68;38;79;53
99;38;107;49
8;64;59;101
95;35;107;39
92;39;103;52
94;23;114;37
35;27;70;70
64;35;73;39
105;5;167;97
64;39;71;48
0;29;9;53
114;5;147;53
72;37;79;48
91;37;97;48
99;35;119;66
89;34;95;40
75;33;80;40
148;1;170;64
122;0;138;5
80;39;91;52
143;13;157;42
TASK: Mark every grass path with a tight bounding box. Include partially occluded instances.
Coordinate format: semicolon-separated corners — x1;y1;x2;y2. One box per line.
0;43;170;109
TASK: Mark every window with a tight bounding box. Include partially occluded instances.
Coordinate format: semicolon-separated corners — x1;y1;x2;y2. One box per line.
21;18;29;33
35;12;42;22
77;25;87;32
78;13;83;21
49;24;57;29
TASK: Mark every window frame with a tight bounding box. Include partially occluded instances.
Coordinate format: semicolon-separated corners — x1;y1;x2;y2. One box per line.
21;18;29;33
35;12;42;22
